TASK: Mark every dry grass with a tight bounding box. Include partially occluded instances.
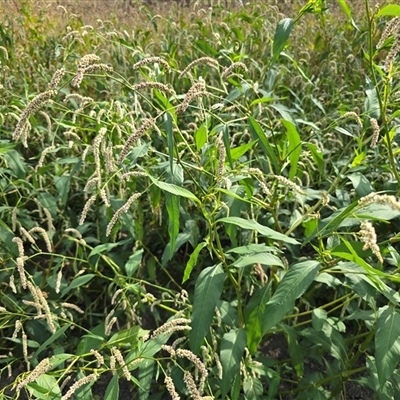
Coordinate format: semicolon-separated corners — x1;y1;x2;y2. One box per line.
2;0;394;37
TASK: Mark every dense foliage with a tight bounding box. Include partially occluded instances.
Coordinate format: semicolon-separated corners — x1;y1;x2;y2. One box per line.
1;0;400;399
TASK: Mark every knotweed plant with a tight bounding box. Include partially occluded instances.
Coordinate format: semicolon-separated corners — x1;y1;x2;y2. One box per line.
2;0;400;399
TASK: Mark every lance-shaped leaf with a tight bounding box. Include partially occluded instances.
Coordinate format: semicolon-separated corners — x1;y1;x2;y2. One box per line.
262;260;320;334
272;18;294;62
190;264;226;353
147;174;200;203
220;329;247;399
375;306;400;388
105;375;119;400
218;216;299;245
376;4;400;17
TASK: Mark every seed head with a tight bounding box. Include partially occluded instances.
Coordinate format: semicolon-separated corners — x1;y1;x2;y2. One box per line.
358;220;383;263
370;118;380;148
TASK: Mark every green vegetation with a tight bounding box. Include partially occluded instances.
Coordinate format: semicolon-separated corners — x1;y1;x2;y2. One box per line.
1;0;400;398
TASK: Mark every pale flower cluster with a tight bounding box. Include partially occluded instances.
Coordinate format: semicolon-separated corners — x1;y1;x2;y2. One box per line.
377;17;400;72
165;376;181;400
150;318;192;339
370;118;380;148
358;192;400;211
62;373;98;400
16;358;52;393
358;220;383;263
178;57;219;79
221;62;248;79
71;54;113;87
13;90;57;144
273;175;306;195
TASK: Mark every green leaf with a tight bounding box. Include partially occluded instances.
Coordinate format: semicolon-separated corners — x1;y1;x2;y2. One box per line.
283;325;304;378
306;142;324;173
351;151;366;167
301;324;347;364
27;374;61;400
126;326;176;365
303;200;359;244
223;185;246;247
153;89;176;116
222;124;233;168
182;241;207;283
262;260;320;334
338;0;352;19
218;216;299;245
138;359;154;400
272;18;294;62
243;375;263;400
365;83;380;119
38;192;57;218
195;124;208;150
220;329;247;399
282;119;301;180
127;142;151;163
345;274;377;307
147;175;200;203
194;39;218;56
76;325;104;355
105;375;119;400
250;97;281;107
355;202;400;221
228;244;280;255
55;157;80;165
347;173;373;198
125;249;144;278
269;103;295;125
231;26;244;42
89;239;131;258
230;140;257;161
231;370;241;400
108;326;139;346
50;354;74;369
375;306;400;387
54;175;71;205
335;126;355;137
162;232;190;267
376;5;400;17
248;116;279;173
164;113;175;174
190;264;226;353
61;274;95;297
240;177;255;199
137;335;169;359
244;284;271;354
347;271;400;307
0;140;15;154
219;300;239;327
233;253;283;268
216;188;253;205
224;87;244;104
312;308;328;332
166;193;180;258
3;150;26;179
298;388;330;399
332;239;400;284
34;324;70;358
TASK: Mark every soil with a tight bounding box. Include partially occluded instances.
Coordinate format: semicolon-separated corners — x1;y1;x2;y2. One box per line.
261;333;374;400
